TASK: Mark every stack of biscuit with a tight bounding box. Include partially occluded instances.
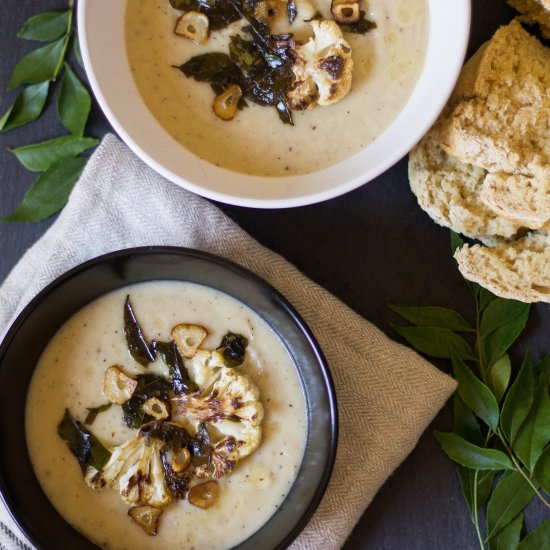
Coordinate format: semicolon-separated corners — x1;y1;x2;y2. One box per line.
408;16;550;303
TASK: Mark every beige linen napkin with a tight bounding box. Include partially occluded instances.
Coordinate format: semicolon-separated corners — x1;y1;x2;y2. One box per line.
0;135;456;550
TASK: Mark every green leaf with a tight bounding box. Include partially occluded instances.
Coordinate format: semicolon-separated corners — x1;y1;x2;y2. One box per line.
457;467;495;519
8;36;67;90
535;354;550;378
57;64;91;136
389;305;475;332
17;11;70;42
479;288;497;312
73;32;84;69
11;135;98;171
479;299;530;369
488;513;523;550
3;157;87;222
534;445;550;496
486;472;536;541
517;518;550;549
453;393;483;446
451;230;465;254
513;374;550;471
390;324;476;361
452;350;500;431
501;353;536;445
488;354;512;404
0;81;49;132
434;431;513;470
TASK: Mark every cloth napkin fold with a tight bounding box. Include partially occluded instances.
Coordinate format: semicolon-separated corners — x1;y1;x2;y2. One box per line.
0;135;456;550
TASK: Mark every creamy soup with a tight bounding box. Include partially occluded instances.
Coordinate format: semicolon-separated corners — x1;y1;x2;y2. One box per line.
26;281;307;550
125;0;428;176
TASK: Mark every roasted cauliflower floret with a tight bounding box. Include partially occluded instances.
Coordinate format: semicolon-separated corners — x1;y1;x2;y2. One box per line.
173;353;264;464
86;423;189;508
288;19;353;110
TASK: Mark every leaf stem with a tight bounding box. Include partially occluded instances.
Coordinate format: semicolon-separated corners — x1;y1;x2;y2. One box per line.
496;430;550;509
472;470;485;550
53;5;73;80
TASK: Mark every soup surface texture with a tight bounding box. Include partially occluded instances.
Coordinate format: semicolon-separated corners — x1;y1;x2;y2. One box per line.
26;281;307;550
125;0;429;176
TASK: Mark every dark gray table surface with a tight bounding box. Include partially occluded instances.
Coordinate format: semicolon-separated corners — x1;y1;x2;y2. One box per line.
1;1;548;548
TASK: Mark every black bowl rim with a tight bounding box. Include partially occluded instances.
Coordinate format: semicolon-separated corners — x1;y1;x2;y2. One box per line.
0;245;338;550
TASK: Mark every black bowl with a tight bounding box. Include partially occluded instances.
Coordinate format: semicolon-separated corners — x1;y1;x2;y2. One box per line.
0;247;337;550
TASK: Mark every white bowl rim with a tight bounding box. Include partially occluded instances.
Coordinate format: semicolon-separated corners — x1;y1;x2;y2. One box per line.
78;0;471;209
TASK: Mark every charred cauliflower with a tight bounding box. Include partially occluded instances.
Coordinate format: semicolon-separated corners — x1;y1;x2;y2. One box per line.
173;351;264;466
288;19;353;110
86;422;189;508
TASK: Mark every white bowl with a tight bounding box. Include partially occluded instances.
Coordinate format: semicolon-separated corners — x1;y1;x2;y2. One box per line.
78;0;470;208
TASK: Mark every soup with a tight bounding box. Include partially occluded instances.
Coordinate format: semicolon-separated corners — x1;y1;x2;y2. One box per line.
26;281;307;550
125;0;429;176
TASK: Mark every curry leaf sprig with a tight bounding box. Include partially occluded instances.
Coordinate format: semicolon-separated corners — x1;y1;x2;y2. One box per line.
390;232;550;549
0;1;99;223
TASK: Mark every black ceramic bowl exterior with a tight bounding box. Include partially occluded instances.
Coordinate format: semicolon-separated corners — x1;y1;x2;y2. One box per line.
0;247;337;550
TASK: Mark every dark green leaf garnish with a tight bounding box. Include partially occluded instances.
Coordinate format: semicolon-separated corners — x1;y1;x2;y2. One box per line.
121;375;171;429
139;420;190;451
339;11;377;34
189;423;212;467
169;0;241;31
85;403;112;425
58;409;111;472
124;296;156;367
177;53;244;90
160;449;190;500
217;332;248;367
152;340;199;395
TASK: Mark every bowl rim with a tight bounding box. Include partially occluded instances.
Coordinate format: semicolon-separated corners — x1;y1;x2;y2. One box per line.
0;246;338;550
77;0;471;208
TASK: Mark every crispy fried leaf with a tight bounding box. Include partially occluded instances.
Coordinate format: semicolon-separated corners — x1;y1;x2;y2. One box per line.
486;472;536;541
339;11;377;34
177;53;244;89
452;350;500;431
488;512;524;550
217;332;248;367
11;135;98;171
390;324;476;361
169;0;241;31
434;431;513;470
2;157;87;223
18;10;70;41
513;373;550;472
501;353;535;445
124;296;156;367
140;421;189;451
58;409;111;472
189;423;212;467
389;304;475;332
57;64;92;136
85;403;112;425
8;36;67;89
121;375;171;429
152;340;198;395
0;81;50;132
